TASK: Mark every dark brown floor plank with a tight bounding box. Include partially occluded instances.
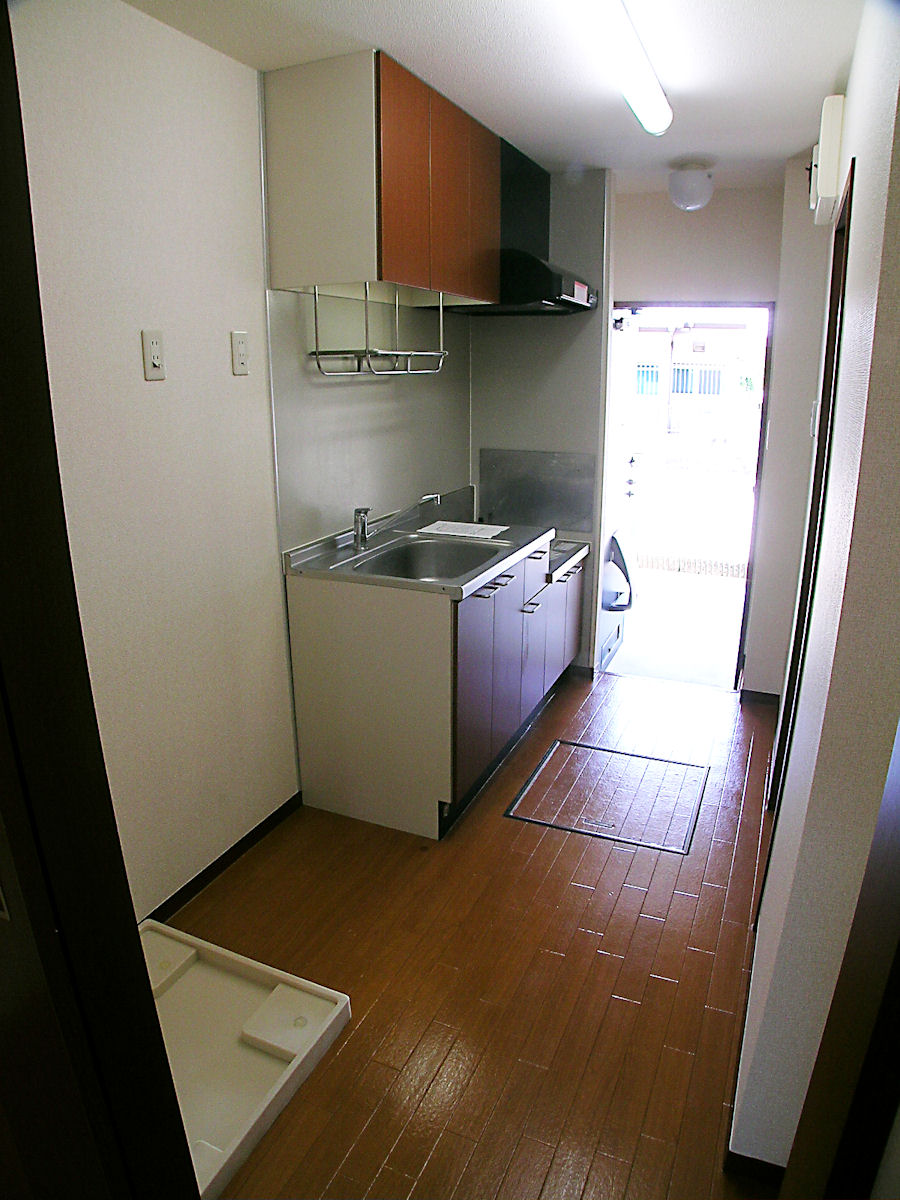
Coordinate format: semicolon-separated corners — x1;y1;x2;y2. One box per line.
595;976;677;1161
613;913;667;1002
408;1130;476;1200
664;947;716;1054
450;1059;546;1200
168;671;777;1200
495;1136;555;1200
339;1020;458;1191
580;1150;632;1200
523;949;624;1147
538;997;640;1200
623;1134;676;1200
650;890;698;982
520;926;602;1069
642;1045;694;1144
363;1164;416;1200
667;1006;736;1200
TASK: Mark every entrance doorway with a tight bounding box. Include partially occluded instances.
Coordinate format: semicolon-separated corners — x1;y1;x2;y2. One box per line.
604;305;771;689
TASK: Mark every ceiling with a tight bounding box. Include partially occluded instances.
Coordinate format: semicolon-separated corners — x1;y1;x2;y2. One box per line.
125;0;864;192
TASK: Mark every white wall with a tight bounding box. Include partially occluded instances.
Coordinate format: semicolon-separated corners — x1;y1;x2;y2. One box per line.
732;0;900;1165
741;158;833;693
269;292;471;552
10;0;298;918
613;185;784;303
470;169;608;664
612;179;831;695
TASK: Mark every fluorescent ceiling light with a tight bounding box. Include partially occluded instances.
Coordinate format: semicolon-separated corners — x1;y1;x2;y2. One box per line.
606;0;673;136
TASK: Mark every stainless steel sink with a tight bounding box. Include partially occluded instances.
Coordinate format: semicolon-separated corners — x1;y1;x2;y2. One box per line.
350;536;507;581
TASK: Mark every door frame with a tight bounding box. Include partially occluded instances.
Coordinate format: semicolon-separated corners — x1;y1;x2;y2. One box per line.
779;715;900;1197
0;8;198;1195
765;162;855;820
607;300;775;688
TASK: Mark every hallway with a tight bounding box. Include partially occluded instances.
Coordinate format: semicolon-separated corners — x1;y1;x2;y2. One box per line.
171;670;776;1200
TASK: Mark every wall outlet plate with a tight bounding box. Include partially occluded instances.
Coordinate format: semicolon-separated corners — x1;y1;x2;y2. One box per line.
231;330;249;375
141;329;165;381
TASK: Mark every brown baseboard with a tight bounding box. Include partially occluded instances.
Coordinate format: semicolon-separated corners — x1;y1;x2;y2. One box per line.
149;790;303;922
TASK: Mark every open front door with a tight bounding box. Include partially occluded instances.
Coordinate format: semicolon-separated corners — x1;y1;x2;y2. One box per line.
605;304;771;689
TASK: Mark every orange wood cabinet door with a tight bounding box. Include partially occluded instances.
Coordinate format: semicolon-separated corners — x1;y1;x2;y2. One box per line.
377;52;430;290
468;118;501;302
430;90;471;298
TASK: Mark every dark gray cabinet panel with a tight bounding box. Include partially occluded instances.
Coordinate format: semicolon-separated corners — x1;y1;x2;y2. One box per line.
520;586;548;722
490;561;525;757
543;576;568;691
452;539;582;814
454;589;495;802
524;546;549;604
564;564;585;667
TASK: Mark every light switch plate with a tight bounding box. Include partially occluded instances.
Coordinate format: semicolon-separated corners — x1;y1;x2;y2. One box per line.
231;330;249;375
141;329;165;381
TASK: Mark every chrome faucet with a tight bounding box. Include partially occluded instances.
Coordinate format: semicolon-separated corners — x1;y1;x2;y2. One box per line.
352;493;440;552
353;506;370;551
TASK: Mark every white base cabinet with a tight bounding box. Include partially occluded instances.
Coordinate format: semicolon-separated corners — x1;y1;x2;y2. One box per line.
286;541;586;838
287;575;453;839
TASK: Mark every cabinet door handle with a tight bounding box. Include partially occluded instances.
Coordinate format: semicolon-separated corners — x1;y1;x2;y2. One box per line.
522;601;542;613
474;588;494;599
528;551;547;560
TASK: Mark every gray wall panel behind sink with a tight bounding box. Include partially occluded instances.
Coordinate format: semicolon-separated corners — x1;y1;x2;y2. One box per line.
479;448;596;533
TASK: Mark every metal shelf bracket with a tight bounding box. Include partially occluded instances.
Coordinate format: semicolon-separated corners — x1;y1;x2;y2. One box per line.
309;282;447;377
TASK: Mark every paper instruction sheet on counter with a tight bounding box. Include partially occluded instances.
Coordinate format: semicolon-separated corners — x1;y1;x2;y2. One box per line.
418;521;509;539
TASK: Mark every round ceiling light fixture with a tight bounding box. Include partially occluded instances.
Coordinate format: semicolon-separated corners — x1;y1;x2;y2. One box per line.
668;165;714;211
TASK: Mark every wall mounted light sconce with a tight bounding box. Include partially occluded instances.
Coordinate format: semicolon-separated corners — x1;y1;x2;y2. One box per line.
668;165;715;211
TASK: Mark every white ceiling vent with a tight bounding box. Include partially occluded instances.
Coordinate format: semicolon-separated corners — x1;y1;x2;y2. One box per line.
809;94;845;225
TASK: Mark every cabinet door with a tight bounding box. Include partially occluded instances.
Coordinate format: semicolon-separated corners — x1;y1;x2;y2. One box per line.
521;586;548;722
430;91;470;297
524;546;550;603
564;564;585;667
377;53;430;289
543;576;568;692
491;562;525;757
468;118;501;303
455;588;494;802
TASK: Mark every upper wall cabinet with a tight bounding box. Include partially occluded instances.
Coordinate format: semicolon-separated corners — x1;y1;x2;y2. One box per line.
264;51;500;303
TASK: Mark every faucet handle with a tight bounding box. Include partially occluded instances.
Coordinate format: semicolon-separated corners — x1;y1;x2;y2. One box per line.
354;506;370;516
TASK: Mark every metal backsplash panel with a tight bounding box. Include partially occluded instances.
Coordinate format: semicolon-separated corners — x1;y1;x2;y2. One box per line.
479;449;596;533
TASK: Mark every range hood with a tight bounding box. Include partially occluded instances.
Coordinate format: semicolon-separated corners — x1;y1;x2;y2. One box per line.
456;248;598;316
456;140;598;316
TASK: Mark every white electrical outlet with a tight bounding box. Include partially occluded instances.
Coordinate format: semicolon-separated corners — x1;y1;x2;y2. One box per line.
231;330;249;376
141;329;166;381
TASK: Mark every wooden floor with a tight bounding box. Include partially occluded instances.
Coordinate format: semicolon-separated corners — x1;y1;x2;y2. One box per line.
172;669;777;1200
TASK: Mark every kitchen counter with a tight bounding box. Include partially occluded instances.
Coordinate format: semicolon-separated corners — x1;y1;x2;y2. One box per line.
548;538;590;581
284;512;556;601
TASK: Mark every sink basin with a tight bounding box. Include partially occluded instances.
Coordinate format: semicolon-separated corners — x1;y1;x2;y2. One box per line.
351;536;504;581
